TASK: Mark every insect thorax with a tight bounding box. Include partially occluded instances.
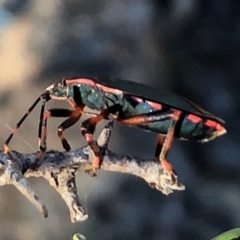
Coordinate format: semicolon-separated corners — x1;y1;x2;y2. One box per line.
68;84;108;110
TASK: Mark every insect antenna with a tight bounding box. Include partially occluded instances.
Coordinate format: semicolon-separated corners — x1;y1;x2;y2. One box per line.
0;120;35;151
3;92;50;154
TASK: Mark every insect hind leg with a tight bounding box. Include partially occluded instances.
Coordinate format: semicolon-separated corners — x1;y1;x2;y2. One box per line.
115;109;181;183
113;109;180;182
155;135;165;158
155;110;182;183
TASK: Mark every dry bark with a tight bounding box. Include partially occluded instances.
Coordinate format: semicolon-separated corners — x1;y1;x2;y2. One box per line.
0;122;185;222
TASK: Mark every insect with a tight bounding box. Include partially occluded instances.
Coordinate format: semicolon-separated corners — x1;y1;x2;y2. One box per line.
4;76;226;181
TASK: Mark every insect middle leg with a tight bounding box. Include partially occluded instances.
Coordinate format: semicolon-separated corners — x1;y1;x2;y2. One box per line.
80;109;110;176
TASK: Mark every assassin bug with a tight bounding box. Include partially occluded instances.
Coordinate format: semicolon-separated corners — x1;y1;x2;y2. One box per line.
3;76;226;181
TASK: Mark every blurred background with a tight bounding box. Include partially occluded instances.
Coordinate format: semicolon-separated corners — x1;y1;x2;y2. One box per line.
0;1;240;239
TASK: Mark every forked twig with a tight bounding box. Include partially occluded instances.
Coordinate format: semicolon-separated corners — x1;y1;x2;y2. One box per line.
0;122;185;222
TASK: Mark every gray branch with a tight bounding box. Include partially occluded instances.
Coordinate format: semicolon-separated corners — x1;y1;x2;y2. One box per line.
0;122;185;223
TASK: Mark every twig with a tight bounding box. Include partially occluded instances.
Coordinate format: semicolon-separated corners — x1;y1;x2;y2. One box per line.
0;122;185;222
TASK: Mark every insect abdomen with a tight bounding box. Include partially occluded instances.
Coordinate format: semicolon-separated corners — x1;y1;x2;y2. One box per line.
120;95;221;142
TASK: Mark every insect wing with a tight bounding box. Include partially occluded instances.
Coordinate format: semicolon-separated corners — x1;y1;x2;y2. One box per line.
91;76;224;124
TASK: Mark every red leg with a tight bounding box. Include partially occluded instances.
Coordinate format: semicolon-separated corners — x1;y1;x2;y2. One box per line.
57;111;82;151
115;110;181;182
36;86;85;163
155;135;165;157
36;108;83;163
80;109;109;176
156;110;181;182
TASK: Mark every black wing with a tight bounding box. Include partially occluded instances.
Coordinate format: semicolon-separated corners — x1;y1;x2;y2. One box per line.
78;76;225;124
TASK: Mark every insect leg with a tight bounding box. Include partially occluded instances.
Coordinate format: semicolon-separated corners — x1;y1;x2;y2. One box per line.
154;135;165;157
115;110;180;182
57;110;82;151
156;110;181;183
4;96;43;154
36;100;47;161
56;85;85;151
36;85;85;162
40;108;82;152
80;109;110;176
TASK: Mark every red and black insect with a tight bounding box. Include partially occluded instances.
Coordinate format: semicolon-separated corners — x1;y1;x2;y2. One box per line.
4;76;226;180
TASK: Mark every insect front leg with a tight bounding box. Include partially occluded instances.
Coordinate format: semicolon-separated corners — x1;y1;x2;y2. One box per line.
36;86;85;163
36;108;83;163
80;109;110;176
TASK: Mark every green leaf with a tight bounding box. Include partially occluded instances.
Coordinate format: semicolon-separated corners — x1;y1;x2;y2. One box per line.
211;228;240;240
72;233;88;240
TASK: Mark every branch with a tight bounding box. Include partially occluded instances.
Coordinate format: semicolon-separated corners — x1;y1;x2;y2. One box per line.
0;121;185;222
